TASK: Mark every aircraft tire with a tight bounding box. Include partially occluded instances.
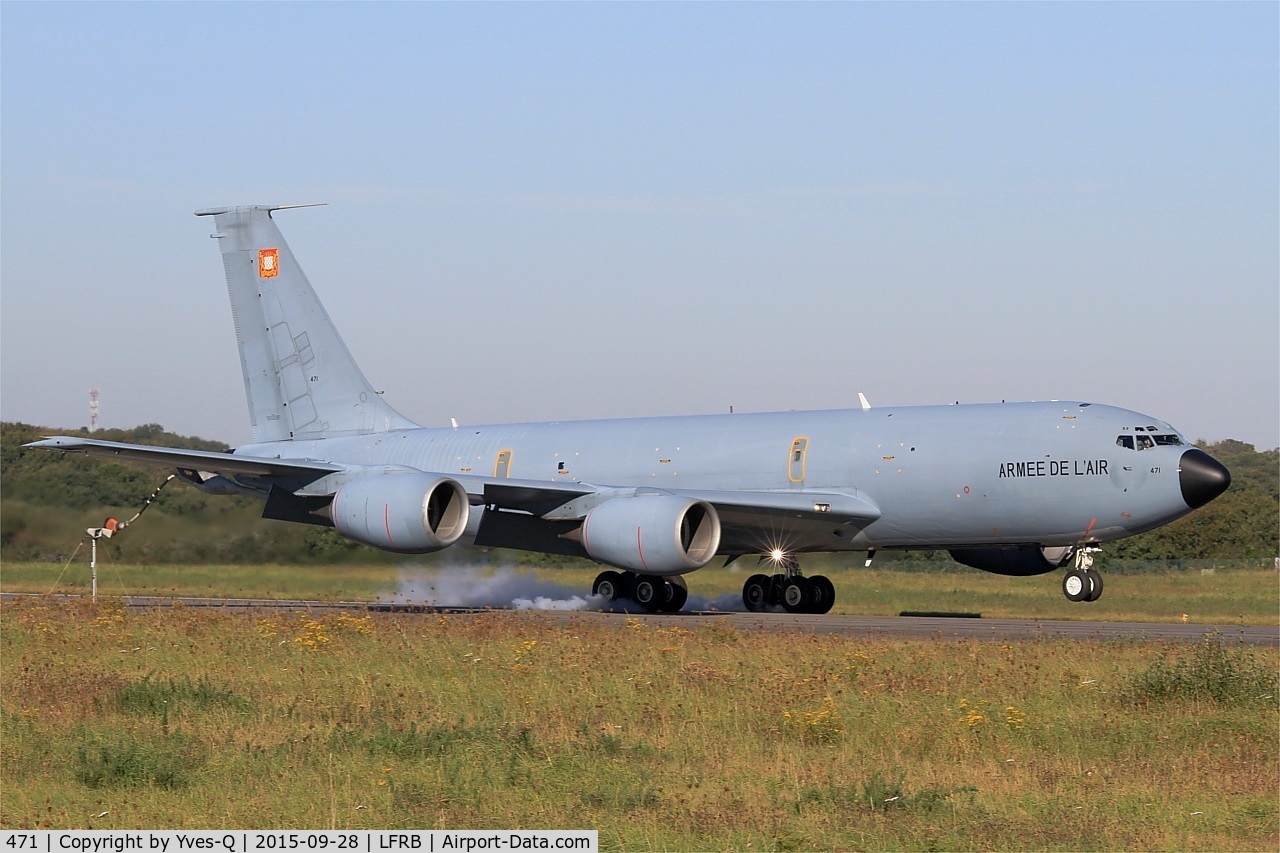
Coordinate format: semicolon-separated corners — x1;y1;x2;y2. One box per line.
661;576;688;613
1062;569;1091;602
1084;569;1104;602
592;570;625;602
768;574;787;606
782;578;815;613
743;574;770;611
633;575;665;612
809;575;836;614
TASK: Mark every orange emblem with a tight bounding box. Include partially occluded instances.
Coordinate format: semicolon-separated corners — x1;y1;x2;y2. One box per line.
258;248;280;278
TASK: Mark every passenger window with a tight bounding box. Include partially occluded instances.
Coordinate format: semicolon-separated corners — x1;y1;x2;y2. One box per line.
1116;435;1134;450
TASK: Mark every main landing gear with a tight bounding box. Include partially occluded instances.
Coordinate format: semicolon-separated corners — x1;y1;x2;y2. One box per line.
742;557;835;614
592;570;688;613
1061;547;1104;603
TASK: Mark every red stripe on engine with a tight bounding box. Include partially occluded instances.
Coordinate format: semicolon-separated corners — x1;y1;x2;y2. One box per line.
385;504;395;548
636;526;648;572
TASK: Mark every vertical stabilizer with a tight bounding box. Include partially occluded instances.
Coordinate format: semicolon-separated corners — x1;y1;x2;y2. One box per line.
196;205;420;443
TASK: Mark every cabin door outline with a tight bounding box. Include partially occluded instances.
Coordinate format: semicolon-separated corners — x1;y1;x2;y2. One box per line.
494;449;513;478
788;437;809;484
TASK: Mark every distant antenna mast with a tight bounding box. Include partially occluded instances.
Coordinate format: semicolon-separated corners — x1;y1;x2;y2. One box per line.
89;388;100;432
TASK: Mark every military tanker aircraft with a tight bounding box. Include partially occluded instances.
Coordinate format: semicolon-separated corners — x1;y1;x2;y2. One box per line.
27;205;1232;613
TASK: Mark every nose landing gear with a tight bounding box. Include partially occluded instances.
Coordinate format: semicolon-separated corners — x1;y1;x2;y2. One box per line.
1062;547;1104;602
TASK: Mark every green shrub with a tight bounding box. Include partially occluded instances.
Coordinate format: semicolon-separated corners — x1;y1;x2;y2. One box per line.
114;673;251;716
74;730;200;789
1124;633;1280;705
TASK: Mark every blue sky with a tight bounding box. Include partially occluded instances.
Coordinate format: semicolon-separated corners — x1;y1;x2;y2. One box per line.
3;2;1276;449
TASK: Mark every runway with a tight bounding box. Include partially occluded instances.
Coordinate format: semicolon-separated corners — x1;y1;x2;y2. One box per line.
5;592;1275;646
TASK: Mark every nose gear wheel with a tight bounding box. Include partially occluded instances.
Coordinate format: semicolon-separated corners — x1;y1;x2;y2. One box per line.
1062;547;1104;602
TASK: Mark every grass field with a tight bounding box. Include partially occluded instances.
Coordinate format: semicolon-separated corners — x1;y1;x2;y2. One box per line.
3;559;1277;626
1;594;1277;849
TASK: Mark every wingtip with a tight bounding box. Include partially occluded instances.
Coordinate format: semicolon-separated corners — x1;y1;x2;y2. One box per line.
23;436;72;448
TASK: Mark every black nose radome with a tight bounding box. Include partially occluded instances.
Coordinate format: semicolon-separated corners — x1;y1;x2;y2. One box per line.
1179;448;1231;509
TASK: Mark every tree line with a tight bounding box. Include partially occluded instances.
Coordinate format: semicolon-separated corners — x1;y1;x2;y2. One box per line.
2;421;1275;566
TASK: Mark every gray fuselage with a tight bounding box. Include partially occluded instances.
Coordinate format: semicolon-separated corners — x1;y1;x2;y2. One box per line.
239;399;1197;553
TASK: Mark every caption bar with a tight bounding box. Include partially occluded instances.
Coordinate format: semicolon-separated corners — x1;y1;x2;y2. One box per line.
5;833;597;853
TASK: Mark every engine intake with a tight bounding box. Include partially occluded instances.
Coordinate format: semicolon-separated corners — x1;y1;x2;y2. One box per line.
580;495;721;575
330;473;470;553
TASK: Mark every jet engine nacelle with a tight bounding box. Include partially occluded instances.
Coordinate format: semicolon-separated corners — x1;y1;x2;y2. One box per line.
949;545;1074;577
581;495;721;575
330;473;470;553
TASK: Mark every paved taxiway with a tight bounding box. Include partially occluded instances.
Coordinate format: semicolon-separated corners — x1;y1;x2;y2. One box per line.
4;593;1274;646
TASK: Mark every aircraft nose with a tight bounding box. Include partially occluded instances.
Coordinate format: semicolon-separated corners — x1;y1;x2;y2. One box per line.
1178;448;1231;508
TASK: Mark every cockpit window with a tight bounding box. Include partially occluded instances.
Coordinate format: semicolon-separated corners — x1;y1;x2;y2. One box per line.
1118;430;1185;450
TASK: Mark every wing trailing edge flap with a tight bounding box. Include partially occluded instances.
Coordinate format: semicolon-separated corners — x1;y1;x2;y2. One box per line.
467;479;594;515
462;478;596;558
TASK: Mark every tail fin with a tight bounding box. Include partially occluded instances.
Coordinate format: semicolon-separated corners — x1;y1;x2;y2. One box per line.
196;204;420;443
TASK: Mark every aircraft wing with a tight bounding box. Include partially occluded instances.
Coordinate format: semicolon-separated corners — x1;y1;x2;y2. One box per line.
24;436;605;510
23;436;343;485
27;436;879;556
470;480;881;558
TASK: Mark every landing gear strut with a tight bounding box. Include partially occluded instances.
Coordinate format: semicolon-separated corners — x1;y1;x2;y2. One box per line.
1062;547;1104;602
742;557;835;614
592;570;688;613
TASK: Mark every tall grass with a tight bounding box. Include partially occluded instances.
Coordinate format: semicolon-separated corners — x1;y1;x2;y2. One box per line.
2;596;1276;849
